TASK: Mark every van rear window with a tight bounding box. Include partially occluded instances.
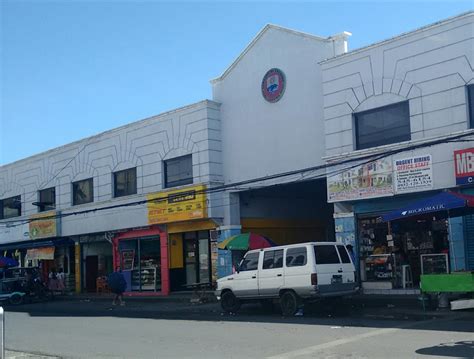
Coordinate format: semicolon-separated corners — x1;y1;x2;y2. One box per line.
314;245;340;264
337;245;351;264
286;247;307;267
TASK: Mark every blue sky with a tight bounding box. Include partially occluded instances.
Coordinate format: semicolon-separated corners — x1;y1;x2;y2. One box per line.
1;1;472;165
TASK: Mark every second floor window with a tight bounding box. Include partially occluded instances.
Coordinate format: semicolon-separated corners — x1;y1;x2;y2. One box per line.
38;187;56;212
468;85;474;129
0;195;22;219
72;178;94;205
164;155;193;188
355;101;410;150
114;168;137;197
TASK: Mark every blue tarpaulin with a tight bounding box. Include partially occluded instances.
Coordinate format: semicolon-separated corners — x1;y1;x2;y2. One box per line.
382;191;474;222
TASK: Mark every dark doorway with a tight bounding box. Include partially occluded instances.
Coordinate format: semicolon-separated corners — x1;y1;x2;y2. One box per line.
85;255;98;292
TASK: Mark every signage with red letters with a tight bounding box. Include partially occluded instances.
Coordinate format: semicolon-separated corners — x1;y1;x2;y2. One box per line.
454;148;474;185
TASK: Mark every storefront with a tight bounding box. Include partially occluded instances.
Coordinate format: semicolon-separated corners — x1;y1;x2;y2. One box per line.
78;235;113;292
0;238;75;288
112;226;169;296
146;184;218;293
329;154;469;294
356;208;450;290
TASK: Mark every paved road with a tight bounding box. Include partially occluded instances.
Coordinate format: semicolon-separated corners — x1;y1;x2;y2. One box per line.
3;299;473;358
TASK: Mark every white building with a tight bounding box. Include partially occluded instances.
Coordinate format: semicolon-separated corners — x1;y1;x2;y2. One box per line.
321;11;474;292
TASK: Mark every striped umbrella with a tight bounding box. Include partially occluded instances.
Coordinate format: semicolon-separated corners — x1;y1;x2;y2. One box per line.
217;233;277;250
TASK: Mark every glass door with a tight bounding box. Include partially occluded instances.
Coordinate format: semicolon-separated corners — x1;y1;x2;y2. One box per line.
184;232;198;285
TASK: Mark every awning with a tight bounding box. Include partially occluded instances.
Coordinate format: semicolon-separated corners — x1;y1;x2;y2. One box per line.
382;191;474;222
0;238;74;251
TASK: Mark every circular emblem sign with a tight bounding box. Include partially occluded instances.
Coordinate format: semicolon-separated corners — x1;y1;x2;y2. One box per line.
261;68;285;103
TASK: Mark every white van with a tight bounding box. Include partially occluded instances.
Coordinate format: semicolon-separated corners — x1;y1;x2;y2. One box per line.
215;242;358;315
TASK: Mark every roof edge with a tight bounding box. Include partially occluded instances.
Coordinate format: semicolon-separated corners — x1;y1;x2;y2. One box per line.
0;99;221;169
210;24;332;84
320;10;474;65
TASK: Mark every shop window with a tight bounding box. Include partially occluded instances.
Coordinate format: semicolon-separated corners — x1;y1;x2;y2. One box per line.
164;155;193;188
119;237;161;291
336;245;351;264
113;168;137;197
262;249;284;269
314;245;340;264
72;178;94;205
468;85;474;128
286;247;307;267
0;195;22;219
354;101;410;150
239;252;259;271
38;187;56;212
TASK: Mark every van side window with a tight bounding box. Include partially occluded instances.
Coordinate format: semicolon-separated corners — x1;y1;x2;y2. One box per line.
336;245;351;264
314;245;340;264
239;252;259;271
286;247;307;267
263;249;284;269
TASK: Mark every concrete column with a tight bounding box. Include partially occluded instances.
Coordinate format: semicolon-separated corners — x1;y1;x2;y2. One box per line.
74;242;81;294
217;192;242;278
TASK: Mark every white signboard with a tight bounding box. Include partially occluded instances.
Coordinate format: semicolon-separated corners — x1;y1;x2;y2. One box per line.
327;157;394;202
394;154;433;194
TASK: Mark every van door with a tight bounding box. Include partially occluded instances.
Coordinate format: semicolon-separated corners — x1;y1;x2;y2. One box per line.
314;244;343;294
258;249;284;297
336;245;356;285
232;251;260;298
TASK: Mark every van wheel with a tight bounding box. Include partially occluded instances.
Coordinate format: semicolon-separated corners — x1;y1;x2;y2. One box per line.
280;291;299;316
221;291;240;313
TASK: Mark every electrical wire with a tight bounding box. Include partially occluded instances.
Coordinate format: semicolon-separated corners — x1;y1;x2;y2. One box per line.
1;131;474;228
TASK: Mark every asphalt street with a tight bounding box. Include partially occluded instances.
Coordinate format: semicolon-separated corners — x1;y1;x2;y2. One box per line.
3;298;474;359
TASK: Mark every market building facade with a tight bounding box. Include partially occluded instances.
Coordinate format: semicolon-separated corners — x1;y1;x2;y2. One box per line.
210;24;350;276
2;12;473;296
321;11;474;294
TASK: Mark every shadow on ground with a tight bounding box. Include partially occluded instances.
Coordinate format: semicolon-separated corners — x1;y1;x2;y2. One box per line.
3;296;473;334
416;341;474;357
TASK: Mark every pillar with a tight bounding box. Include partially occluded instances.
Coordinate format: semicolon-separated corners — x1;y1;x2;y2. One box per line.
74;242;81;294
217;192;241;278
449;216;466;271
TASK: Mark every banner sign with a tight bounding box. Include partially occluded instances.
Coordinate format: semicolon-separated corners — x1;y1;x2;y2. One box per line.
394;154;433;194
147;184;207;224
29;211;59;240
327;157;394;202
26;247;55;260
454;148;474;185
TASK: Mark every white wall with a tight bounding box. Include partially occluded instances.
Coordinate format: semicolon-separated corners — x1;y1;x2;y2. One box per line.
212;26;343;184
322;12;473;157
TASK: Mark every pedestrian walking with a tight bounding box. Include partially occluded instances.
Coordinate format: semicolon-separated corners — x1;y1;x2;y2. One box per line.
108;267;127;306
48;268;59;292
57;268;66;294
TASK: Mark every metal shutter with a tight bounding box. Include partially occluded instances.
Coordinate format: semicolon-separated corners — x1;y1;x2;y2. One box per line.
464;215;474;270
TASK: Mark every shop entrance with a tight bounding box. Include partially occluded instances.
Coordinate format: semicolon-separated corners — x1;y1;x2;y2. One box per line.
170;230;211;290
118;236;162;292
85;256;99;292
358;215;449;290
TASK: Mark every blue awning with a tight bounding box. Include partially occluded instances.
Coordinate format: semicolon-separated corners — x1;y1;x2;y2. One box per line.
382;191;474;222
0;238;74;251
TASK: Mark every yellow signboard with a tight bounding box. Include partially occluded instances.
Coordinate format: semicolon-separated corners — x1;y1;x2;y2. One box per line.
147;184;207;225
29;211;58;239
